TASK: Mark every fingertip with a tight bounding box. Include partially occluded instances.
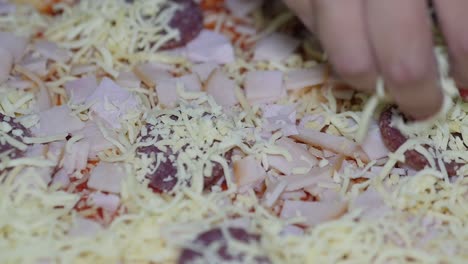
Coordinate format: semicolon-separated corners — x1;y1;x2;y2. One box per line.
382;55;444;120
314;0;378;94
395;82;444;121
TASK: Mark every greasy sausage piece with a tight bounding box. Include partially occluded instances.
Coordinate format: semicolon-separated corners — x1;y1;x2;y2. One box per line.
178;227;271;264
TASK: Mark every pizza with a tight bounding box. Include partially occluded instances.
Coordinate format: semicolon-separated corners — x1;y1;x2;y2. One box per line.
0;0;467;263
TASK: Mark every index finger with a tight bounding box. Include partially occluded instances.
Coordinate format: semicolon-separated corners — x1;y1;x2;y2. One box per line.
365;0;443;120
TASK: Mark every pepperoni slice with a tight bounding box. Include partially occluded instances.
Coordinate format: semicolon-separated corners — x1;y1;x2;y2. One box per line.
379;107;462;176
160;0;204;50
0;113;31;172
203;149;233;190
178;227;271;264
136;122;233;193
137;125;179;193
138;142;179;193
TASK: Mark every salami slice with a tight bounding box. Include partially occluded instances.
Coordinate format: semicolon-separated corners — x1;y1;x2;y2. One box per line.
161;0;204;50
137;140;179;193
0;113;31;171
136;121;233;193
178;227;271;264
379;107;462;176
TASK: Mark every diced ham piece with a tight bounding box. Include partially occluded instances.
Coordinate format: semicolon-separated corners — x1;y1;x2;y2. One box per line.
68;217;102;237
34;105;85;137
34;40;70;63
52;168;70;188
187;30;235;64
25;143;47;158
262;179;288;207
308;188;342;202
75;121;115;158
280;200;348;226
156;74;202;108
192;62;218;82
5;76;31;90
225;0;263;17
281;166;334;192
253;33;300;62
285;65;326;91
0;2;15;15
86;77;139;129
350;187;392;220
233;155;266;188
35;80;52;111
292;127;369;162
0;31;28;62
262;104;298;136
70;64;97;76
133;62;172;88
360;122;390;161
205;70;238;107
0;47;12;83
64;76;98;104
244;70;284;104
280;225;304;237
62;140;90;174
47;141;66;165
87;162;126;194
299;114;327;130
268;137;317;175
89;192;120;212
116;71;141;88
19;55;48;76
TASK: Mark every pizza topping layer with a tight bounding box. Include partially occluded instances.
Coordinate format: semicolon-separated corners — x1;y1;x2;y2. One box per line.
0;0;467;263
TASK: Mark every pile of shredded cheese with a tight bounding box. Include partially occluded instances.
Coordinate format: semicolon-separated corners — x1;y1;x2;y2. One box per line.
0;1;467;264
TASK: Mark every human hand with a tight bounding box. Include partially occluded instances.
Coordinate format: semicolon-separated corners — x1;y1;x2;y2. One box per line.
283;0;468;120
